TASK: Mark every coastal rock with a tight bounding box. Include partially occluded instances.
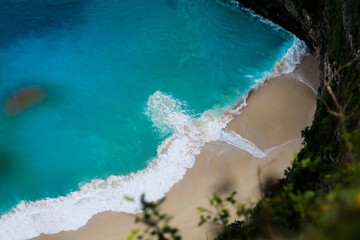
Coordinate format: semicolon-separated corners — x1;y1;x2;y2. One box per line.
238;0;359;89
237;0;360;161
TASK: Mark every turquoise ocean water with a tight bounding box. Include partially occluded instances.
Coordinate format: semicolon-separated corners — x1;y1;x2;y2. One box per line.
0;0;305;239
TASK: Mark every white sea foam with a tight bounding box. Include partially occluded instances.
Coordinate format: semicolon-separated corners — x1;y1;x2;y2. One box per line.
145;91;193;135
290;73;318;94
264;138;297;155
0;11;310;240
271;37;308;76
219;129;266;158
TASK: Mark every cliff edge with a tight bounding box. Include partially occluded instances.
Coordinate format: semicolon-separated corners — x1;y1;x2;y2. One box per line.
215;1;360;239
236;0;360;179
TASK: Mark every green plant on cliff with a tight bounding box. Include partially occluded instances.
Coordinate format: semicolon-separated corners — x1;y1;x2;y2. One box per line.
197;191;251;228
127;194;181;240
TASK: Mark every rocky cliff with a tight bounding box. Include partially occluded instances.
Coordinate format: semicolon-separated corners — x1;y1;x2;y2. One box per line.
214;2;360;239
238;0;360;163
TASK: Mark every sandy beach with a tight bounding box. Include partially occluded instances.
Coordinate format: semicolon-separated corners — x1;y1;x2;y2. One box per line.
33;55;319;240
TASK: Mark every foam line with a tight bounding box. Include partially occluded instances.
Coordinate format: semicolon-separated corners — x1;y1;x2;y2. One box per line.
263;138;297;155
219;128;266;158
290;73;318;94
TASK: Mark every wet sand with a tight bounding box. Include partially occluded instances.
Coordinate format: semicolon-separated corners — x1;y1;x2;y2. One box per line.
34;55;319;240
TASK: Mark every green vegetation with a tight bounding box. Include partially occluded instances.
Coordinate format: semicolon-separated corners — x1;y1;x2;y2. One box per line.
217;161;360;240
127;194;181;240
197;192;251;228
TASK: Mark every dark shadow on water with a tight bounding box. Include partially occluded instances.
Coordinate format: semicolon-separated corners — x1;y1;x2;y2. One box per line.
0;149;13;173
0;146;41;214
164;0;179;10
0;0;90;48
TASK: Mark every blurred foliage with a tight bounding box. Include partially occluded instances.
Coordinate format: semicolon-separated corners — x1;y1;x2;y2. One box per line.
127;194;181;240
197;191;251;228
216;129;360;240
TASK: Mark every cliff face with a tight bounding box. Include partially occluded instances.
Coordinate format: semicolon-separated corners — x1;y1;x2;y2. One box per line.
237;0;319;49
238;0;360;162
215;2;360;239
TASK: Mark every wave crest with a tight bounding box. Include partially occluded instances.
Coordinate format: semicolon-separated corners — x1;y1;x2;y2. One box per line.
145;91;192;134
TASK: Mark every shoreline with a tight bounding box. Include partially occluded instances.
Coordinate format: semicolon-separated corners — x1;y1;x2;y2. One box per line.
33;54;319;240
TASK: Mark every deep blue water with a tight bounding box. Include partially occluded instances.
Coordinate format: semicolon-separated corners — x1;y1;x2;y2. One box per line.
0;0;293;228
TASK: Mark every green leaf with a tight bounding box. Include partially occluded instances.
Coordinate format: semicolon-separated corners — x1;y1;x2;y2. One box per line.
163;226;172;233
304;190;315;201
198;218;206;226
197;207;206;212
124;196;134;202
213;193;223;204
